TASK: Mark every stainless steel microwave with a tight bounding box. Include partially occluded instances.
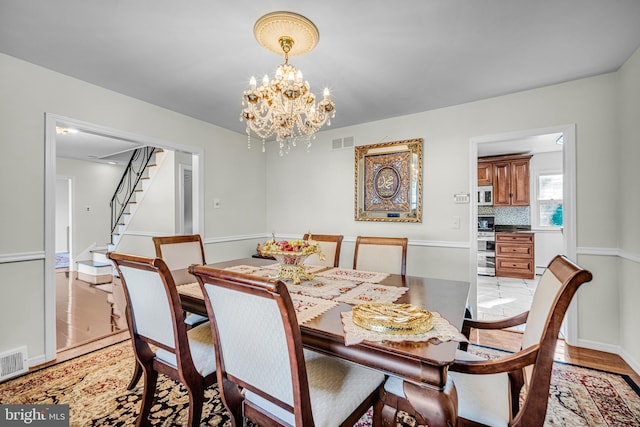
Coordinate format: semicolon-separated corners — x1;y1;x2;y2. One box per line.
478;186;493;206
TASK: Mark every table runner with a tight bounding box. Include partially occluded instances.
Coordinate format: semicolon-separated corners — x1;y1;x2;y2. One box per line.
316;267;390;283
176;283;337;325
284;277;359;299
261;263;329;274
334;282;409;305
341;311;468;346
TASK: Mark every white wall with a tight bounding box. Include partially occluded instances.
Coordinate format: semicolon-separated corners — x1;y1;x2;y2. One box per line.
0;52;266;364
116;150;177;256
265;69;626;355
56;158;125;258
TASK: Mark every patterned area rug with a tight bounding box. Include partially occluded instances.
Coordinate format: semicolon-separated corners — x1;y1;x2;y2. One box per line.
0;341;638;426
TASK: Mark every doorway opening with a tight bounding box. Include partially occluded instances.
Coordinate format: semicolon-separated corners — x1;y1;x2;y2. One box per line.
44;114;204;362
469;124;577;343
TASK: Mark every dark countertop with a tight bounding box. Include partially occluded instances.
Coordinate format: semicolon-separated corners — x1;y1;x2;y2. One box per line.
494;225;532;233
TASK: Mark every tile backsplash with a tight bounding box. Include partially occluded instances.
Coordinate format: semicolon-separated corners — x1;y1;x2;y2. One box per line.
478;206;530;225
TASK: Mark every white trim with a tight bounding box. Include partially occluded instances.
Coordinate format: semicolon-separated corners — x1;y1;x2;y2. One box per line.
619;347;640;378
44;113;206;363
44;114;56;362
619;249;640;263
0;252;46;263
469;124;578;343
575;338;622;357
204;233;271;244
177;164;193;234
271;233;469;249
577;247;621;257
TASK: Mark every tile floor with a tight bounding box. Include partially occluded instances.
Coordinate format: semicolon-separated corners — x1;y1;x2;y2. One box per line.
476;274;540;322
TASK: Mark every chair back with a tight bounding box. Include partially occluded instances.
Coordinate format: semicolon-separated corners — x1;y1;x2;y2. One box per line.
353;236;408;275
190;265;314;426
108;252;189;359
303;233;343;267
516;255;592;424
153;234;205;285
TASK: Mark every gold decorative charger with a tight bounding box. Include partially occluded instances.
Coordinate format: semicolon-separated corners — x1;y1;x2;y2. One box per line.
334;282;408;305
352;303;433;335
316;268;390;283
341;310;468;346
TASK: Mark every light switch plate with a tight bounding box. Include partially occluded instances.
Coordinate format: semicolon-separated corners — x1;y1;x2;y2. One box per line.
454;194;470;204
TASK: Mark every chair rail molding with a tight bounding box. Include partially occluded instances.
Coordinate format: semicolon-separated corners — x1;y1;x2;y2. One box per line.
0;251;46;264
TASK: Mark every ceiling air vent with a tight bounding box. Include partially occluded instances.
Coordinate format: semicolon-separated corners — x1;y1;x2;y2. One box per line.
331;136;355;150
0;346;28;381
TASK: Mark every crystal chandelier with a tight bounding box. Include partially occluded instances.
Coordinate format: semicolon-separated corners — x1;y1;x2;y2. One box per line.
240;12;336;156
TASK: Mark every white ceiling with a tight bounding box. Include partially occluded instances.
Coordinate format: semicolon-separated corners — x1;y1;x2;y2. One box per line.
2;1;640;158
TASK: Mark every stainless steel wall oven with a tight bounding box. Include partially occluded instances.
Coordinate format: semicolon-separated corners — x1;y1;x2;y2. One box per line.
477;215;495;276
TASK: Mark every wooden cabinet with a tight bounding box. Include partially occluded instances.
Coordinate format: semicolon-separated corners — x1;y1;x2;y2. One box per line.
480;154;532;206
496;232;535;279
477;162;493;186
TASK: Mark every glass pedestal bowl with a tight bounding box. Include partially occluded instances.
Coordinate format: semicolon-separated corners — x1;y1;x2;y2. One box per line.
258;238;323;285
272;253;313;284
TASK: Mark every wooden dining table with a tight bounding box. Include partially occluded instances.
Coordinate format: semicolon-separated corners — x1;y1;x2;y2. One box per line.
177;257;470;426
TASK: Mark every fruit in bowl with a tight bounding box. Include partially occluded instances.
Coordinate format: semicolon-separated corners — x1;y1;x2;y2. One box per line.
259;238;323;262
258;237;325;283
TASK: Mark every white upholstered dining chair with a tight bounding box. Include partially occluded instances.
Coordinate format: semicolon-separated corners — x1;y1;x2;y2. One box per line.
353;236;408;275
107;252;217;427
380;255;592;427
189;265;385;427
303;233;344;268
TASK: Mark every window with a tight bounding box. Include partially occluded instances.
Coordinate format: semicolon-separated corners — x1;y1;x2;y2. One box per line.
537;174;563;227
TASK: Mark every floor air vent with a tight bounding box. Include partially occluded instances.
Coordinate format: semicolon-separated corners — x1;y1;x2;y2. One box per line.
0;346;28;381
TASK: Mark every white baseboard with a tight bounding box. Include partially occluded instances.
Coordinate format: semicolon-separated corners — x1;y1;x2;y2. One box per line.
574;338;640;376
619;348;640;377
575;338;621;355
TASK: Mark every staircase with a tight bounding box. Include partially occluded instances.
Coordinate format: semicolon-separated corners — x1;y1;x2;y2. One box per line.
75;147;165;284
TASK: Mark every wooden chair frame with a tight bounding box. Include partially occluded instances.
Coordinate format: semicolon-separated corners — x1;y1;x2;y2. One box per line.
108;252;217;427
152;234;206;265
189;265;381;427
451;255;592;426
124;234;207;390
353;236;408;275
303;233;344;267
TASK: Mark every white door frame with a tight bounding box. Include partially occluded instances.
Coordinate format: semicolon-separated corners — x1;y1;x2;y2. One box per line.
178;164;193;234
55;176;75;270
44;113;205;361
468;124;578;344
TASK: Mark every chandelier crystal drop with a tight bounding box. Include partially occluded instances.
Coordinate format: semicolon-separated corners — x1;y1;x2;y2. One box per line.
240;12;336;156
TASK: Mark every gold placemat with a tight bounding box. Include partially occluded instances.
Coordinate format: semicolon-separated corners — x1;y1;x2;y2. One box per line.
316;268;390;283
341;310;468;346
334;282;408;305
285;277;359;299
291;294;339;324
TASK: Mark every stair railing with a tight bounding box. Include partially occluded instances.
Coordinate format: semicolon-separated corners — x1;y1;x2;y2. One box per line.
110;146;157;239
